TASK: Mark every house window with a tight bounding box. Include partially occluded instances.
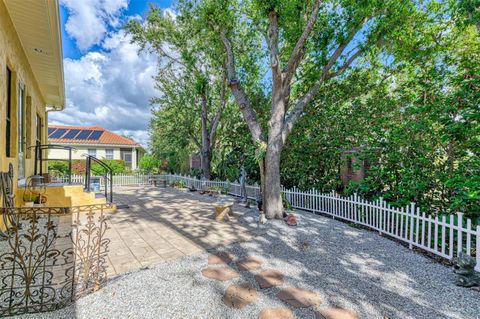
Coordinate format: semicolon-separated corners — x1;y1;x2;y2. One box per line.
88;149;97;157
105;149;114;160
120;148;132;169
6;67;12;157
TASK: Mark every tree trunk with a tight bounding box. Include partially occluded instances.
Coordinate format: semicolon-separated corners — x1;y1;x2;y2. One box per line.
263;140;283;219
200;94;211;179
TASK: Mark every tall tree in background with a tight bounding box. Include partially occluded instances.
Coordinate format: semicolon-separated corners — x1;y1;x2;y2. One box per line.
126;7;227;179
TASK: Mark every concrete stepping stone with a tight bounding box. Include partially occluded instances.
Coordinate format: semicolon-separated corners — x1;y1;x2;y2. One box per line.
254;269;284;289
315;307;359;319
223;283;258;309
208;252;233;265
201;267;239;281
259;307;295;319
236;256;263;271
277;287;322;308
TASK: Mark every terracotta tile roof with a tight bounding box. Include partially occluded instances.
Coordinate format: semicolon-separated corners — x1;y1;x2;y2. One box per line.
48;125;140;146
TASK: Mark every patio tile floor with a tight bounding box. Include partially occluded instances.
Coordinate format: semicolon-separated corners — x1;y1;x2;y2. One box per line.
104;186;254;276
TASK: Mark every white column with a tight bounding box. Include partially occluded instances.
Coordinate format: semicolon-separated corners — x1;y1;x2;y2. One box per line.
131;147;137;170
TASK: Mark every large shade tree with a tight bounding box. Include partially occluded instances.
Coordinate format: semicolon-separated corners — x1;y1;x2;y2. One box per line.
189;0;430;218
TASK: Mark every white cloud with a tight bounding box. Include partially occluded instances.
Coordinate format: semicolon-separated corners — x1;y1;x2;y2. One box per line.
61;0;128;51
49;30;157;147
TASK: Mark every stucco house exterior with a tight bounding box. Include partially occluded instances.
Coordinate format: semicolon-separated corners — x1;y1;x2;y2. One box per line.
48;125;144;170
1;0;64;189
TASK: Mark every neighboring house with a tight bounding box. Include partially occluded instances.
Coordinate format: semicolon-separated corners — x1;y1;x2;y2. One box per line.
0;0;65;186
48;125;144;170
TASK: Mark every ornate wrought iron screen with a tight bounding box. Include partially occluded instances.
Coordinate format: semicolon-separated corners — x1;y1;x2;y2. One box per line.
0;204;111;317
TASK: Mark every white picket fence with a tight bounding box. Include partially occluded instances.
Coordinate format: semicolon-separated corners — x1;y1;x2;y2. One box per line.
62;173;479;271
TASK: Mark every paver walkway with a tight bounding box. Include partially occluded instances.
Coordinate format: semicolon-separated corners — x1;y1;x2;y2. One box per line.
105;186;254;276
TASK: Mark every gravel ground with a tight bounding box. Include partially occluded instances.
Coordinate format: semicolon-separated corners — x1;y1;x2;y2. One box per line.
16;198;479;319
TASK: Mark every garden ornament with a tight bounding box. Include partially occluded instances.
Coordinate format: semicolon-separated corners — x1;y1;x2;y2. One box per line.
453;252;480;288
285;214;298;226
240;165;249;207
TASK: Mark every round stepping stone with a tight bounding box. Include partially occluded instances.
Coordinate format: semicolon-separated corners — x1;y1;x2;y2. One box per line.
223;283;258;309
201;267;239;281
236;256;263;271
208;252;233;265
315;307;359;319
276;287;322;308
259;307;295;319
254;269;284;289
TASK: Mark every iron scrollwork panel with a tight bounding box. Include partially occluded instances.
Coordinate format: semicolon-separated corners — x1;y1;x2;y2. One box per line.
0;205;111;317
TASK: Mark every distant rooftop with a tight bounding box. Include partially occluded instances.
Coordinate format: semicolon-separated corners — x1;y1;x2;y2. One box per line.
48;125;140;146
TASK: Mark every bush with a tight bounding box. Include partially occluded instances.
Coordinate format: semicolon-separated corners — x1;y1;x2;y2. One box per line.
48;159;127;175
170;180;186;188
92;160;126;175
139;154;161;173
48;160;69;176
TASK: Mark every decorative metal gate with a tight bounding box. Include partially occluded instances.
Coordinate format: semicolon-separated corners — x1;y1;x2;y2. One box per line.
0;204;111;316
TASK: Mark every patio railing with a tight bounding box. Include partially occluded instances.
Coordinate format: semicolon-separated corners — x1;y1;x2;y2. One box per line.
58;173;479;271
0;204;111;317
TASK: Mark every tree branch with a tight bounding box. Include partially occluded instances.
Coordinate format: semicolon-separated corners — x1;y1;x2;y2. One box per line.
282;0;322;86
267;11;281;79
188;130;201;150
218;29;266;144
282;18;380;143
209;70;227;147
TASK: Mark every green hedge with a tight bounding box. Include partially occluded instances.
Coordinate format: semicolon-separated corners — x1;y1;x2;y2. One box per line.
48;159;127;175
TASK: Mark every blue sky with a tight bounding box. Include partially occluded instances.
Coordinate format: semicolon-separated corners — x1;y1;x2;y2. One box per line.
50;0;174;146
60;0;172;60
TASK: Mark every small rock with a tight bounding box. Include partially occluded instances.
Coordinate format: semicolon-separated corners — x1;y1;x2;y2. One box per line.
315;307;359;319
277;287;322;308
259;307;295;319
208;252;233;265
254;269;284;289
236;256;263;271
201;267;239;281
223;283;258;309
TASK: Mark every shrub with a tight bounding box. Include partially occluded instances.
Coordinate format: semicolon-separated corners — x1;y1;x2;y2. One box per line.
170;180;186;188
92;160;126;175
48;160;69;176
139;155;161;173
48;159;127;175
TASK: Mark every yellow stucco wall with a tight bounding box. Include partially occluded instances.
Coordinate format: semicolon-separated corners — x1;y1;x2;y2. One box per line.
15;185;107;207
1;1;50;231
0;0;49;187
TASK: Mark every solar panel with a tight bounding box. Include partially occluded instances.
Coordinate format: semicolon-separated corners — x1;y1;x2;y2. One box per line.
49;128;67;139
88;130;104;140
75;130;93;140
63;129;81;139
48;128;56;136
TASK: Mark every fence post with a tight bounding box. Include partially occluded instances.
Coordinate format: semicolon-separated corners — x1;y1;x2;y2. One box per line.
409;202;415;249
353;193;358;222
378;197;383;235
457;212;463;256
331;191;335;220
476;225;480;272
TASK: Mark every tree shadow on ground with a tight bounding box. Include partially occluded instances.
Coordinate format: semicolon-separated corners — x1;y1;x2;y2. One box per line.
87;186;478;319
